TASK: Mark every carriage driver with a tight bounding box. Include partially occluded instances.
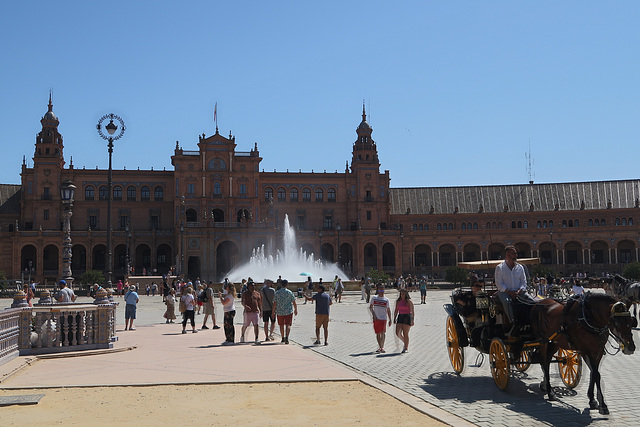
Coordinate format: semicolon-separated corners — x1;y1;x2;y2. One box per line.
494;245;535;336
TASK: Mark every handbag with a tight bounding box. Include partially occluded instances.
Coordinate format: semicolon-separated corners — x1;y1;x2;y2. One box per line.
179;298;186;313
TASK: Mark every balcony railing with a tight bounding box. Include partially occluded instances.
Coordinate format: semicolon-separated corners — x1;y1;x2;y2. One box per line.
1;302;117;358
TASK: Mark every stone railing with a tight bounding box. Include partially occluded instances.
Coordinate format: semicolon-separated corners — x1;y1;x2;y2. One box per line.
2;301;117;358
0;309;19;364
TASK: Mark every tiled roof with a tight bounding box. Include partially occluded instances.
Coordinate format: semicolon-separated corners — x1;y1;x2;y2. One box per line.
0;185;21;214
390;180;640;215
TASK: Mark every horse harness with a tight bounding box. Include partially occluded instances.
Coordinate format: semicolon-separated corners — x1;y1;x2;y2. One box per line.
547;295;628;348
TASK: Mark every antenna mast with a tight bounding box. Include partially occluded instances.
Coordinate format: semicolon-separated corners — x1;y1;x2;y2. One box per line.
525;139;534;184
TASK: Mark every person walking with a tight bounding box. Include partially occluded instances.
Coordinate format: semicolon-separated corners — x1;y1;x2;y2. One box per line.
370;284;391;353
261;279;276;341
240;281;262;344
180;287;198;334
335;278;344;303
312;284;332;345
393;289;415;353
220;284;236;344
164;289;177;323
124;284;139;331
419;279;427;304
201;281;220;330
271;279;298;344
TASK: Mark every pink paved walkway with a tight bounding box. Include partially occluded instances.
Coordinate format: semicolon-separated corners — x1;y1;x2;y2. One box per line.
0;323;355;388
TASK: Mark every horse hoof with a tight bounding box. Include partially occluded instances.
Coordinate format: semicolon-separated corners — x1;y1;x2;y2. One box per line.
548;394;557;402
540;382;547;393
599;407;610;415
589;401;598;410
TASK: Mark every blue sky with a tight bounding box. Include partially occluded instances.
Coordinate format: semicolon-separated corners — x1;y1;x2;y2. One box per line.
1;1;638;187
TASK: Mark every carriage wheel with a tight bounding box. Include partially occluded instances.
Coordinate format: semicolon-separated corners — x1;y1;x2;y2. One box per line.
446;315;465;374
489;338;510;390
557;348;582;389
515;349;531;372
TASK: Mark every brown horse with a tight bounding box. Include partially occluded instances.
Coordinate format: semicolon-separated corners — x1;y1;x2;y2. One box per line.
531;293;636;415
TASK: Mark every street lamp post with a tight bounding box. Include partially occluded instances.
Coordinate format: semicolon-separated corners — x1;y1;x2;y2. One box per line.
28;260;33;285
318;231;323;261
97;114;125;288
60;179;76;284
125;225;131;279
180;223;185;278
336;223;341;269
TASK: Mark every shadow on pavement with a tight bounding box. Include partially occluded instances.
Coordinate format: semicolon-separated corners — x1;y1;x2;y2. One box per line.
419;371;598;426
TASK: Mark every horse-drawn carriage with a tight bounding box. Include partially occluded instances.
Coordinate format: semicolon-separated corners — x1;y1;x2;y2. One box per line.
444;258;581;391
444;258;637;414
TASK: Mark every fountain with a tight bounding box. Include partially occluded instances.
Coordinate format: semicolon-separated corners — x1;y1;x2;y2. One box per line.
226;215;347;283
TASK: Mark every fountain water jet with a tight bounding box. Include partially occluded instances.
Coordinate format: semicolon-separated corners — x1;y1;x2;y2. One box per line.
226;215;347;283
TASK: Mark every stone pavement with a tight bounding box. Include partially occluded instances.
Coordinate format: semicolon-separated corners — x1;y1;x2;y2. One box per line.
288;289;640;427
3;289;640;426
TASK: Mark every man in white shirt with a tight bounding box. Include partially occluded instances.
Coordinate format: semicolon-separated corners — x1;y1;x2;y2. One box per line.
494;246;534;336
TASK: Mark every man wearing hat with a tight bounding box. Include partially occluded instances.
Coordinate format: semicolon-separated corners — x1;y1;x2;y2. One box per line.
369;284;392;353
56;280;77;303
124;284;140;331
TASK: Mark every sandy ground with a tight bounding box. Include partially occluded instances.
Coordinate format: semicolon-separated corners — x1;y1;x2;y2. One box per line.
0;381;446;426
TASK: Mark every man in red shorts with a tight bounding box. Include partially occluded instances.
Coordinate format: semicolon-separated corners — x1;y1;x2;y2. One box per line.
369;284;392;353
271;279;298;344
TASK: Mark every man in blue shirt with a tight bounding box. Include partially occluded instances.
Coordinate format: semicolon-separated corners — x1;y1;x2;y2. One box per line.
312;284;332;345
124;284;140;331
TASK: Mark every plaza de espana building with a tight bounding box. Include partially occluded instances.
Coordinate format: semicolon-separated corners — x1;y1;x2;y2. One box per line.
1;97;640;286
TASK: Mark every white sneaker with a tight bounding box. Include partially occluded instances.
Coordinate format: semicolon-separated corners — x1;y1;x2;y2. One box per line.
255;338;260;344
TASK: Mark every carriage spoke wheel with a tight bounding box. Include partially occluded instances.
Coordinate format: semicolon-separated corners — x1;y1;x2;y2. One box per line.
515;349;531;372
446;315;465;374
557;348;582;389
489;338;510;390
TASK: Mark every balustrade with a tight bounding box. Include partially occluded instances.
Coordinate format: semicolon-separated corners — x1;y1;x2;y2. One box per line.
1;302;117;359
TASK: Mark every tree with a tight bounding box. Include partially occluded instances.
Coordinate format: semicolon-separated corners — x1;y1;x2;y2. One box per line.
445;266;469;285
366;269;390;284
623;261;640;281
75;270;106;289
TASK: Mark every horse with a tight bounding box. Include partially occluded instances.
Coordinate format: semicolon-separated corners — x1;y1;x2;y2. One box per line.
612;274;640;317
531;292;636;415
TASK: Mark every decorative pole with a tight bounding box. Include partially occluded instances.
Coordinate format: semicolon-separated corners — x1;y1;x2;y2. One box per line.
60;180;76;283
97;114;125;288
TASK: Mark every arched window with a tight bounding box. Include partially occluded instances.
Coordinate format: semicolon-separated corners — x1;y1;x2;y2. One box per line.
601;218;606;226
562;220;567;227
537;220;541;228
523;221;528;228
622;218;627;226
595;219;600;226
328;188;336;202
185;208;198;223
213;182;221;196
588;219;593;226
467;222;472;229
616;218;620;226
418;224;423;231
412;224;417;231
424;224;429;230
85;185;95;201
574;219;579;227
549;220;554;228
315;188;323;202
461;223;466;230
498;222;503;229
264;187;273;201
517;221;523;228
302;188;311;202
290;187;298;202
629;217;634;226
99;186;108;201
449;223;453;230
127;186;136;201
154;186;164;201
568;220;573;227
511;221;517;229
141;186;150;201
277;187;286;202
113;186;122;201
473;222;478;229
437;223;442;231
486;222;492;229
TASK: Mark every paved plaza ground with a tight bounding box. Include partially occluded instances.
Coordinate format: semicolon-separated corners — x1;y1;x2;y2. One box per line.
2;288;640;426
